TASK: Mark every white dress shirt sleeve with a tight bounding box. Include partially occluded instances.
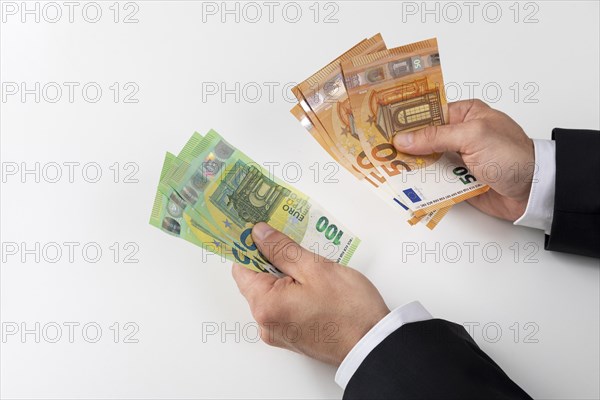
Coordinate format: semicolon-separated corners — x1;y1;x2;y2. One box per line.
334;301;432;390
514;139;556;234
333;140;556;390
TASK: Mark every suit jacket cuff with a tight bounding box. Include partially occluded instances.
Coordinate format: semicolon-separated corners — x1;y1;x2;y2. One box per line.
334;301;432;389
514;139;556;234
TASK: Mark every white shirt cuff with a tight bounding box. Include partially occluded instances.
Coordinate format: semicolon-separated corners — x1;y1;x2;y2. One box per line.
334;301;432;390
514;139;556;234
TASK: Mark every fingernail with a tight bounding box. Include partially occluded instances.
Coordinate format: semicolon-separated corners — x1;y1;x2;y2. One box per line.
253;222;275;240
394;132;414;147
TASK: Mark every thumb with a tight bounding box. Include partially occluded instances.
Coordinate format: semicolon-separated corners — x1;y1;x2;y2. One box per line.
393;124;468;155
252;222;308;282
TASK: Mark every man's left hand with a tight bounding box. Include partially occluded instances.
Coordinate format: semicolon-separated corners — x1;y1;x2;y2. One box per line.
232;222;390;366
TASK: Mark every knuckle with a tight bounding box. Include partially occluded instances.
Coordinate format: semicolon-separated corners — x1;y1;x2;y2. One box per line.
273;275;294;288
471;118;488;134
253;303;279;325
473;98;488;108
422;125;439;142
252;305;271;325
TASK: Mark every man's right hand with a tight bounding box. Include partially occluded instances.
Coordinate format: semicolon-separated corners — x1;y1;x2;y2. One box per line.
393;99;535;221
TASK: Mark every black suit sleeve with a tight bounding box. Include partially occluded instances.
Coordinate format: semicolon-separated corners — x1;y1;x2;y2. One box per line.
545;128;600;258
344;319;531;400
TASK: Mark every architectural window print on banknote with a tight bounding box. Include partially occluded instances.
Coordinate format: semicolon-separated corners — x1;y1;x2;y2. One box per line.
211;160;291;227
373;77;444;139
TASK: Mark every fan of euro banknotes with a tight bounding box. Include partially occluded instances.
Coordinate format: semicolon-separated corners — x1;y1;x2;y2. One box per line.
290;34;489;229
150;129;362;277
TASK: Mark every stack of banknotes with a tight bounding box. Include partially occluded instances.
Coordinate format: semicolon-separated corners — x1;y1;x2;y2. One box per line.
290;34;489;229
150;130;361;276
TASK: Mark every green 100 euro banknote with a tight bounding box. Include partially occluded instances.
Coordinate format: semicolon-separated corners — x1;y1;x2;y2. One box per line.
150;129;361;276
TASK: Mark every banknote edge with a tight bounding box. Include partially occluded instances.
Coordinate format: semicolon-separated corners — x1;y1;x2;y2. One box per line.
340;237;361;266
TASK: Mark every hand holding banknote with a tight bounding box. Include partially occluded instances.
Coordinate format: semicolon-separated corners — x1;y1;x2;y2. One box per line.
232;222;390;366
393;99;535;221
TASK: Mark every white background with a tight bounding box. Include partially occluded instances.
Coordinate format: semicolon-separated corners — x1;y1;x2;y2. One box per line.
1;1;599;398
